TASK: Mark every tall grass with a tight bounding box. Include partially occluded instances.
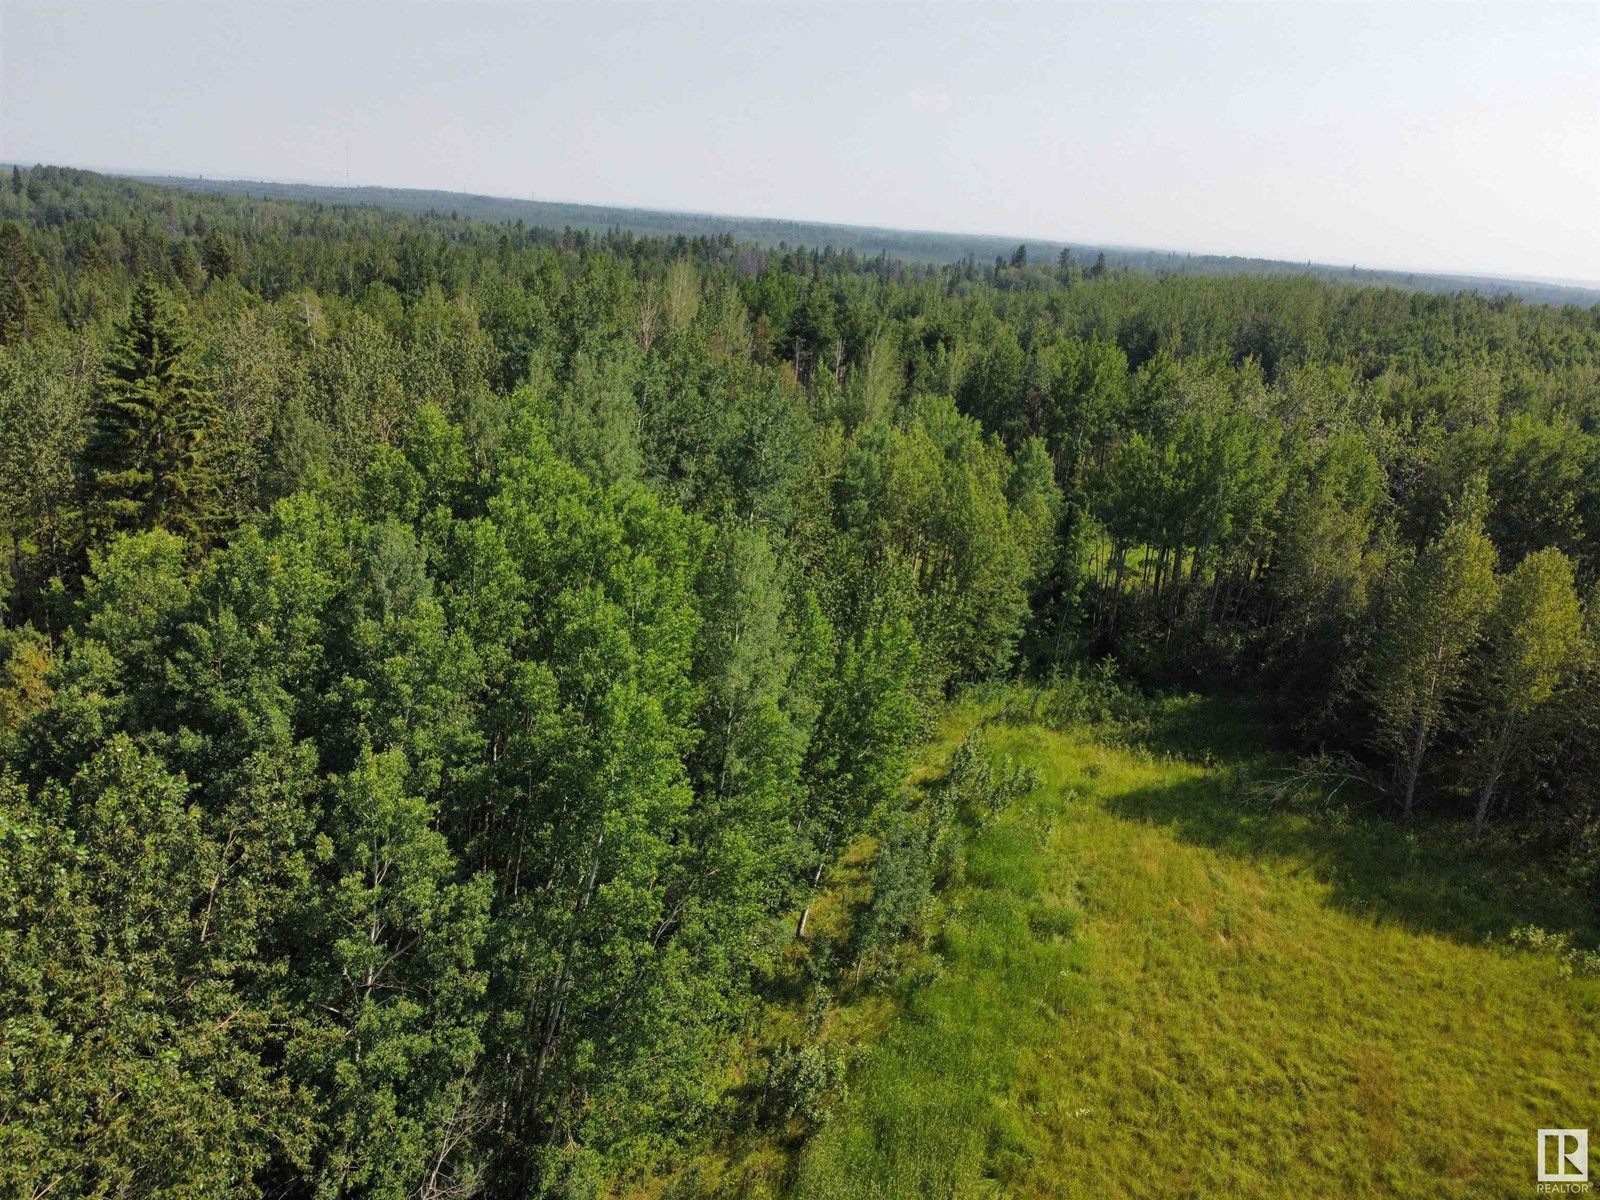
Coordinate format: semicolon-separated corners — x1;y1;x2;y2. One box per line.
790;695;1600;1199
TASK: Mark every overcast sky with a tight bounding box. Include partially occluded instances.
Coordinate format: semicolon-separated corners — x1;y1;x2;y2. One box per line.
3;1;1596;282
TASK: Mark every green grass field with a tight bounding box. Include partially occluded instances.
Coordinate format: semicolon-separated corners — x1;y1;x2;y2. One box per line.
782;696;1600;1200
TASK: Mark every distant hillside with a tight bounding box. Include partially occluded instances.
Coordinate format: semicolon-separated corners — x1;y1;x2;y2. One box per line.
128;173;1600;308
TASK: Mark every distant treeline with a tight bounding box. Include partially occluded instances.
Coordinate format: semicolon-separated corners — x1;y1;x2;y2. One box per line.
1;163;1599;1199
113;169;1600;307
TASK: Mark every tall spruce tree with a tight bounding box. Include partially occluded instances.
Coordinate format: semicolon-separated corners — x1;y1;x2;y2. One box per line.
0;222;45;345
85;281;222;544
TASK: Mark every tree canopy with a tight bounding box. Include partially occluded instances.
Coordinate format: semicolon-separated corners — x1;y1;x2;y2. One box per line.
1;165;1598;1198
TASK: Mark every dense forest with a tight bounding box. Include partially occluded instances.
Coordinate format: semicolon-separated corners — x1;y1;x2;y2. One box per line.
2;164;1599;1199
127;173;1600;308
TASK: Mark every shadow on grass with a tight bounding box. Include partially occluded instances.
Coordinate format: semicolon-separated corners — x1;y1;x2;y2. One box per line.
1099;698;1598;948
1130;691;1283;762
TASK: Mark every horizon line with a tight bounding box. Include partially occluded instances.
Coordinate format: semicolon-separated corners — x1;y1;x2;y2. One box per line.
13;159;1600;295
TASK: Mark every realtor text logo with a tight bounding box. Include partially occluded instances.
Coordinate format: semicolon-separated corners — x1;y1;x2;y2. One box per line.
1539;1129;1590;1193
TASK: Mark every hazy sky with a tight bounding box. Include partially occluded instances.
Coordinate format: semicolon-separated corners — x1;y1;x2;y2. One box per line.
3;1;1597;282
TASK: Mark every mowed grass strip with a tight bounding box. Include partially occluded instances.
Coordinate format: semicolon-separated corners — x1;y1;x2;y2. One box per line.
794;701;1600;1200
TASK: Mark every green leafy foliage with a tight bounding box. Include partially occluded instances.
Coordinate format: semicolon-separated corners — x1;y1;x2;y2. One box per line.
1369;517;1499;817
0;165;1598;1197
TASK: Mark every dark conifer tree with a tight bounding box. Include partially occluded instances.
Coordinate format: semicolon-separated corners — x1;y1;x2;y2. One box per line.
0;222;44;344
200;229;237;279
84;281;222;544
791;278;839;381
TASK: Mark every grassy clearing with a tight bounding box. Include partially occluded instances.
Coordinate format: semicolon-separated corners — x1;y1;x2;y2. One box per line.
788;696;1600;1199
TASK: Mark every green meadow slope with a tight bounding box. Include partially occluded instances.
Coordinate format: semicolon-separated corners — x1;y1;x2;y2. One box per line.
785;699;1600;1200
